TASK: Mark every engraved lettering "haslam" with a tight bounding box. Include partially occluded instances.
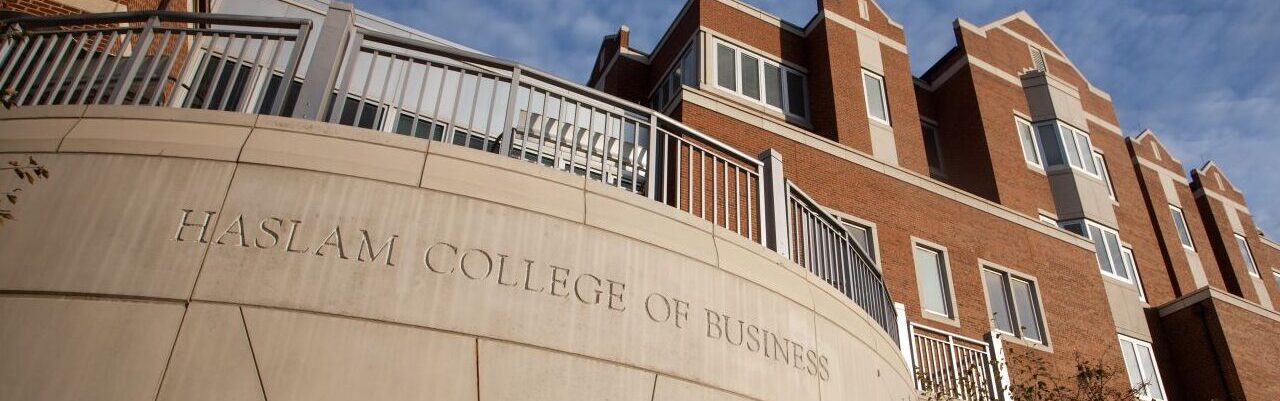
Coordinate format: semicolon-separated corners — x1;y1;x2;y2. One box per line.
173;209;399;266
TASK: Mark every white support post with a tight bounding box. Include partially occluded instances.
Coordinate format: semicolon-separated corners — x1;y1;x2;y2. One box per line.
986;330;1013;401
293;1;354;120
760;149;788;258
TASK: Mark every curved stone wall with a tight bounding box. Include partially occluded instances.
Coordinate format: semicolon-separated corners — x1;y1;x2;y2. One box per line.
0;105;912;401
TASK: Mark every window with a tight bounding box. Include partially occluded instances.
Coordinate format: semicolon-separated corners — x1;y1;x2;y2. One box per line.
983;267;1046;343
713;40;807;119
922;122;943;175
1121;247;1147;302
1094;152;1116;201
914;244;954;319
1118;336;1167;401
1234;234;1260;277
1273;271;1280;293
1016;118;1042;167
842;220;877;263
651;41;698;110
862;70;889;124
1169;206;1194;250
1035;121;1098;176
1082;220;1132;283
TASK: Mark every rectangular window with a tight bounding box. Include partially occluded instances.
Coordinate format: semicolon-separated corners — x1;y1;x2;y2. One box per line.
1169;206;1194;250
1083;220;1131;282
1035;122;1099;176
1121;247;1147;302
922;122;943;175
1234;234;1260;277
983;267;1046;343
1119;336;1167;401
842;220;876;263
714;39;808;119
862;70;889;124
716;43;736;91
651;42;698;111
914;244;953;319
1095;152;1117;201
1016;118;1042;167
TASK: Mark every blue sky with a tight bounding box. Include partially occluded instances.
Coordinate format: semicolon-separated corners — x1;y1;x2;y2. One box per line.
358;0;1280;236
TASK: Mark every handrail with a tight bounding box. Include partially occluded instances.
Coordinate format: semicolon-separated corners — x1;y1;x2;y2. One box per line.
0;8;898;343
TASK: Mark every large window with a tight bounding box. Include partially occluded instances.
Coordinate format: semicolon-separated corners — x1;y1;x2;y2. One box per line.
1016;118;1042;167
1035;121;1098;176
1234;234;1260;277
862;69;889;124
651;40;698;111
983;267;1046;343
713;40;807;119
1169;206;1194;250
1078;220;1134;283
913;243;954;319
841;219;877;263
1121;247;1147;302
1118;336;1167;401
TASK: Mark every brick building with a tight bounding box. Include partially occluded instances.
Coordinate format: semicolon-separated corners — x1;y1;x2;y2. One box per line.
2;0;1277;400
587;0;1280;399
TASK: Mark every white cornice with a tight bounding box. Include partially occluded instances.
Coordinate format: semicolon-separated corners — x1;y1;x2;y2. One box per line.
1135;156;1189;185
957;14;1114;102
1157;286;1280;323
818;10;907;54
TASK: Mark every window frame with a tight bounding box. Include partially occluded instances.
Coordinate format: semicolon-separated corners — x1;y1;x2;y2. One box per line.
1118;335;1168;401
921;121;945;176
1169;205;1195;251
1121;247;1147;303
1076;220;1134;284
1016;117;1043;168
912;238;958;324
980;262;1050;346
840;217;879;264
649;37;699;111
861;69;890;125
1035;121;1100;177
712;38;808;120
1094;151;1117;201
1233;233;1260;277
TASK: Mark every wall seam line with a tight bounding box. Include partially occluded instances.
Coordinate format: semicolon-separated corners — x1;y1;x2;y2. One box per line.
240;306;272;401
148;300;190;401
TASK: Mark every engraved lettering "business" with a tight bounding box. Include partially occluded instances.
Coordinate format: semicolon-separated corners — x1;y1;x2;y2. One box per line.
173;209;398;266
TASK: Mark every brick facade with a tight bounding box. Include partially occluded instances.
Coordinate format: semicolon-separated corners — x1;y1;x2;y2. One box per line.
592;1;1280;399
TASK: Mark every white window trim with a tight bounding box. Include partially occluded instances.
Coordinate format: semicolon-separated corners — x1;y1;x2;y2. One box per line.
861;69;891;126
712;38;808;120
980;262;1051;348
1016;117;1044;169
1234;233;1260;277
1118;335;1168;401
1079;220;1135;284
839;215;880;264
1121;247;1147;302
1094;152;1117;202
1169;205;1196;251
1035;120;1101;178
912;237;958;325
648;36;699;110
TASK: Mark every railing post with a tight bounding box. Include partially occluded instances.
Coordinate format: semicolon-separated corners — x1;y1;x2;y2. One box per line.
292;1;355;121
107;16;159;105
759;149;788;258
896;303;915;376
498;67;522;157
645;113;660;200
986;331;1012;401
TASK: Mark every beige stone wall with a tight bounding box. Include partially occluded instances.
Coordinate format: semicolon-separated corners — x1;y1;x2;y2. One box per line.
0;105;912;401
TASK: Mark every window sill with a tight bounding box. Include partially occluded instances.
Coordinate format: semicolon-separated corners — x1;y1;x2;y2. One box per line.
920;309;961;328
994;331;1054;353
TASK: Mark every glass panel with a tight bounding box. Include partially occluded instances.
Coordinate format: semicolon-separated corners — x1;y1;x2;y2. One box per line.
1122;249;1143;299
785;71;806;117
1010;278;1043;342
1274;272;1280;293
923;124;942;172
863;72;887;122
1235;235;1259;276
1017;121;1040;165
1119;340;1145;395
1087;225;1114;275
915;247;951;317
1037;124;1065;166
1076;132;1098;174
984;269;1014;333
1135;344;1165;400
1105;231;1128;280
716;44;736;91
1060;124;1082;168
681;47;698;86
1171;208;1193;248
1096;153;1115;199
763;63;782;108
740;53;760;99
844;223;874;262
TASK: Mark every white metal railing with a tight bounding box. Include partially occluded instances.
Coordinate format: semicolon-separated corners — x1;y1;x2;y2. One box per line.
0;8;893;339
909;323;1000;400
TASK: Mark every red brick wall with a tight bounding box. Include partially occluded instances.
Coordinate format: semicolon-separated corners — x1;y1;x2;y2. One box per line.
1160;296;1280;401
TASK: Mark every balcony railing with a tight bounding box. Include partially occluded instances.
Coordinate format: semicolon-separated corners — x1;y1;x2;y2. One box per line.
908;323;1002;400
0;7;893;342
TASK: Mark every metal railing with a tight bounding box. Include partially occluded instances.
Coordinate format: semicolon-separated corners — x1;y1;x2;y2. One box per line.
0;8;890;338
0;12;310;114
786;181;896;338
909;323;1000;401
